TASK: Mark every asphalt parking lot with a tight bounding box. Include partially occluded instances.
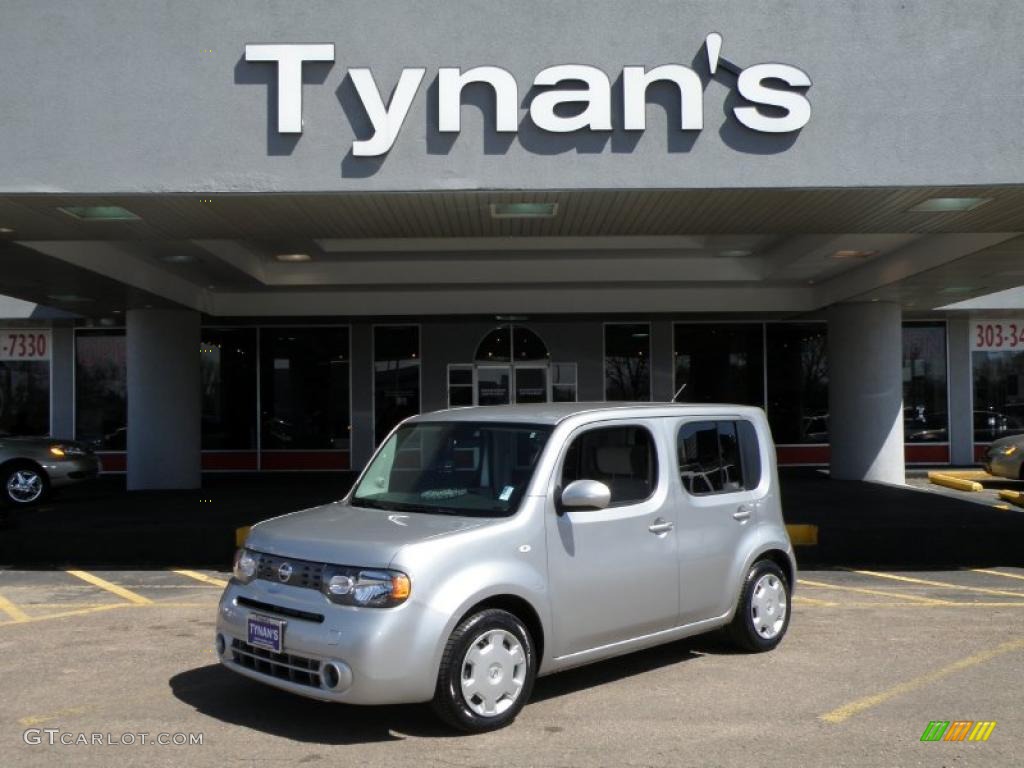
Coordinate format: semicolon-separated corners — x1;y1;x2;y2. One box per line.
2;566;1022;767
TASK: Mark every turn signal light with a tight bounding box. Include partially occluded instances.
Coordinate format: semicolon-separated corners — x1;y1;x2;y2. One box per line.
391;574;412;601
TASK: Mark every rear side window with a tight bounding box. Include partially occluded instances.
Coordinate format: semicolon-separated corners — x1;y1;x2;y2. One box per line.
561;425;658;505
678;420;761;495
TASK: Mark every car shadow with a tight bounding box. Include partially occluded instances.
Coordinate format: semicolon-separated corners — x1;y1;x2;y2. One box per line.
169;633;729;742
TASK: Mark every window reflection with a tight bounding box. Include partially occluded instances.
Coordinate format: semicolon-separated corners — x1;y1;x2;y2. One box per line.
903;323;948;443
374;326;420;445
75;330;126;449
0;360;49;436
259;328;350;450
674;324;764;406
766;324;829;444
201;329;257;449
973;350;1024;442
605;323;651;401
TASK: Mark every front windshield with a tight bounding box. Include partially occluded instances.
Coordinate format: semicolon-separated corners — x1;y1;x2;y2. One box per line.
351;421;553;517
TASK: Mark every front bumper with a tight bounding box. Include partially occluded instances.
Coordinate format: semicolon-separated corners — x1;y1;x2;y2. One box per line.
42;455;101;487
215;578;445;705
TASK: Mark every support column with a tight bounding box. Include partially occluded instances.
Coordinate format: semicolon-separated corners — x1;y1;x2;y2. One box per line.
946;316;974;465
126;309;200;489
828;302;905;484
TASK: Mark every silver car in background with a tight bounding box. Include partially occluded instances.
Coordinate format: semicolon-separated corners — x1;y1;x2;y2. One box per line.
217;403;796;732
0;435;100;505
984;434;1024;480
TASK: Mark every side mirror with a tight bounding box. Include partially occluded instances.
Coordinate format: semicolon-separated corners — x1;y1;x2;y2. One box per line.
560;479;611;512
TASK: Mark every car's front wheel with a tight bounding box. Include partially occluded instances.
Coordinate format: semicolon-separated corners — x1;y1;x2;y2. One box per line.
431;608;536;733
726;559;791;652
2;463;49;506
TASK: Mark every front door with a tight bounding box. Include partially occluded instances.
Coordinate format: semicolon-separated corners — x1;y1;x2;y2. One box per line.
545;421;680;658
514;365;548;403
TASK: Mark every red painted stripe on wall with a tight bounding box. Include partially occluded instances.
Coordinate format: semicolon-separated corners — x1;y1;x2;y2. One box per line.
905;444;950;463
776;445;830;465
96;452;126;472
259;451;351;471
201;452;259;471
975;444;990;463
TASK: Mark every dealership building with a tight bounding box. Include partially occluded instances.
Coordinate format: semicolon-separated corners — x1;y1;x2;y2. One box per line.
1;0;1024;489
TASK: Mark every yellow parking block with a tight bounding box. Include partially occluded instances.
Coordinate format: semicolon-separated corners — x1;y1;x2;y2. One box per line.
940;470;992;481
928;472;983;492
786;524;818;546
235;526;251;547
998;490;1024;507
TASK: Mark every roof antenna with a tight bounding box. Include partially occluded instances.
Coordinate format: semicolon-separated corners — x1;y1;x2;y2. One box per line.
672;383;687;402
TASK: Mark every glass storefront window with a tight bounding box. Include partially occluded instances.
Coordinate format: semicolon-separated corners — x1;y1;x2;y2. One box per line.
374;325;420;445
605;323;651;401
448;365;474;407
551;362;577;402
673;323;764;406
201;328;257;450
902;322;948;443
973;350;1024;442
259;327;350;450
477;366;511;405
765;324;829;444
0;360;49;436
75;330;127;449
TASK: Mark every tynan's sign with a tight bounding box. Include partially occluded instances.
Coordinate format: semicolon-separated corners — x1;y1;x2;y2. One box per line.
244;33;812;157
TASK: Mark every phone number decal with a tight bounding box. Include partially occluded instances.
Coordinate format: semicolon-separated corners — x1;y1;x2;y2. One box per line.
0;331;50;361
972;320;1024;351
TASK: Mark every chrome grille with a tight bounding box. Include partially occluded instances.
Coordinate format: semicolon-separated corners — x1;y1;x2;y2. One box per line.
255;553;324;591
231;638;322;688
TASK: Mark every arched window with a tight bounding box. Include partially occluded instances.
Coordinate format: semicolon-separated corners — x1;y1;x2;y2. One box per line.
474;325;550;363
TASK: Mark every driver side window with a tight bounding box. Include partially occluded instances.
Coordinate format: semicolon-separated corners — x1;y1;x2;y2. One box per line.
561;425;658;506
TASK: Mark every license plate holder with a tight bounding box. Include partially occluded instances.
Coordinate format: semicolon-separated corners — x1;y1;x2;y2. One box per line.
247;614;285;653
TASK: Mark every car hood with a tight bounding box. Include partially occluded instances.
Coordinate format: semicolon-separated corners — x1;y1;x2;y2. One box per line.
988;433;1024;451
244;501;498;567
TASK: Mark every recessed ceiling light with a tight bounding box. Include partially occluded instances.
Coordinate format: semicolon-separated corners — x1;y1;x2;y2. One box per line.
940;285;978;294
159;254;196;264
0;227;14;234
908;197;991;213
490;202;558;219
46;293;93;303
274;253;312;262
831;250;878;260
719;249;752;257
58;205;141;221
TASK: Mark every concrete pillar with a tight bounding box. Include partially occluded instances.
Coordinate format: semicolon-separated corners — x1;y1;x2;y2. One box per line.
946;316;975;465
126;309;200;489
828;302;905;484
50;324;75;439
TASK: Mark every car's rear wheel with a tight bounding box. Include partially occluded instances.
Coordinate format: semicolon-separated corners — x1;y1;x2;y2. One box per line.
431;608;536;733
2;463;49;506
726;559;791;652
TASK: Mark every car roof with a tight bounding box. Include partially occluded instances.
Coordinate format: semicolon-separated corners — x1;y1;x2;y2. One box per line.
406;402;765;426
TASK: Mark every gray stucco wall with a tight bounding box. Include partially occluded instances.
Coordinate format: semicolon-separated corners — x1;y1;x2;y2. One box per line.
2;0;1022;193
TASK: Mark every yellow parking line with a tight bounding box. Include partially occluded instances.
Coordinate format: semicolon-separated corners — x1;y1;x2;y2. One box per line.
821;638;1024;724
173;569;228;587
0;603;131;626
66;571;154;605
0;593;30;622
800;578;954;605
792;594;837;607
19;707;87;726
972;568;1024;583
853;569;1024;599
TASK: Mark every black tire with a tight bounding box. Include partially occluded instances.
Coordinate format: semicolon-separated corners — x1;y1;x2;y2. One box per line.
726;559;791;653
431;608;537;733
2;462;49;506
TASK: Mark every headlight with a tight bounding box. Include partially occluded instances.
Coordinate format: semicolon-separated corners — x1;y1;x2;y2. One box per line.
232;548;257;584
321;565;410;607
49;443;86;457
1000;444;1019;456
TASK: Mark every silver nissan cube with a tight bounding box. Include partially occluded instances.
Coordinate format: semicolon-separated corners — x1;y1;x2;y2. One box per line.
216;403;795;732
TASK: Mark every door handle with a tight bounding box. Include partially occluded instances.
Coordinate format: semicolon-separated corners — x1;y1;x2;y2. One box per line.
648;518;674;535
732;505;753;522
